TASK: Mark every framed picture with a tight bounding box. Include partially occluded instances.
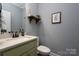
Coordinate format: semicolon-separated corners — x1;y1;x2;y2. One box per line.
51;12;61;24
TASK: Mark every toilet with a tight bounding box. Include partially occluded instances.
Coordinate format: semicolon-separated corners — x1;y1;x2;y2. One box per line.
37;45;51;56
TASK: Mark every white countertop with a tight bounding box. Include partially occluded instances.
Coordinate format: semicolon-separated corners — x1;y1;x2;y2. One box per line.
0;35;38;52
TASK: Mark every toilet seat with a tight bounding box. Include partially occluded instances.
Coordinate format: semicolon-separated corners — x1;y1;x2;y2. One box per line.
37;45;51;53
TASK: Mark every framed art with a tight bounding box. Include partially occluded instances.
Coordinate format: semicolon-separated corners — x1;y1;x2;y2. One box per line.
51;12;61;24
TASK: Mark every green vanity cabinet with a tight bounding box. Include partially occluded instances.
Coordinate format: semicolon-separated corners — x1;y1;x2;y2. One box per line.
0;39;37;56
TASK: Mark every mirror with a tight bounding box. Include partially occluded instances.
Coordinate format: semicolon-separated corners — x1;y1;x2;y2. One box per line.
0;3;24;33
1;10;11;32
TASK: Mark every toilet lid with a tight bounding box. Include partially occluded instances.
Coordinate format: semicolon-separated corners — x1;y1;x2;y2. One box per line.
37;45;51;53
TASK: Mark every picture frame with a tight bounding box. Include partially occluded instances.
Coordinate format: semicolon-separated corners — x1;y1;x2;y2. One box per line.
51;12;61;24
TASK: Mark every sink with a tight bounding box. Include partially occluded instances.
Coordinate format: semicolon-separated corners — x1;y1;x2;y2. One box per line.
6;39;12;41
0;40;6;44
0;35;35;45
0;38;18;45
0;38;12;44
24;36;32;38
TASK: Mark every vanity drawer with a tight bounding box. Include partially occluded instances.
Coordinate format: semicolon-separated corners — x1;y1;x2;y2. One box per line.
3;39;37;56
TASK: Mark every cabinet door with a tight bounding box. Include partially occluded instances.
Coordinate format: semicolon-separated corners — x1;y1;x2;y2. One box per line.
3;40;37;56
22;48;37;56
28;48;37;56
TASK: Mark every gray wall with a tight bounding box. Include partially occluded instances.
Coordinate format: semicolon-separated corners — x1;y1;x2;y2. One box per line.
22;3;38;36
38;3;79;55
2;3;23;32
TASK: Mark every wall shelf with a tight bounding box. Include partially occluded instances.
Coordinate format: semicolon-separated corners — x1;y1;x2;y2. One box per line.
28;15;41;24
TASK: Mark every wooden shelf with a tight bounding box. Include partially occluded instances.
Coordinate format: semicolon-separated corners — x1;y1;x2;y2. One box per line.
28;15;41;24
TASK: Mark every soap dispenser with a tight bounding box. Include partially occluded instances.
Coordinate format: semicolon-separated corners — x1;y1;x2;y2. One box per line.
21;29;24;36
12;32;15;38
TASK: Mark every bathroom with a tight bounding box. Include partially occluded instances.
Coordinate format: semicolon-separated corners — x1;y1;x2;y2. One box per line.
0;3;79;56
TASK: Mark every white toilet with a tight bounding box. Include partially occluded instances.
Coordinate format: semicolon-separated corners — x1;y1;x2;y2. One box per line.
37;45;51;56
